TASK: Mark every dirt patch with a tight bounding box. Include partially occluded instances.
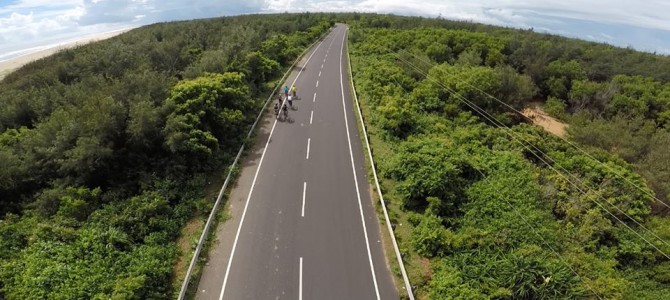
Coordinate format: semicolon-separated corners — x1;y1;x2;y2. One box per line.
521;104;568;137
172;217;204;289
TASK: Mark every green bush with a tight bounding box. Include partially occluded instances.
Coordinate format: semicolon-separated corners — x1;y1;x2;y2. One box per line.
0;13;332;298
347;17;670;299
544;96;567;120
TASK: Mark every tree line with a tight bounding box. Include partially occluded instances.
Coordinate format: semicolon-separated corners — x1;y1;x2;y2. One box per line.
346;14;670;299
0;13;331;299
3;11;670;299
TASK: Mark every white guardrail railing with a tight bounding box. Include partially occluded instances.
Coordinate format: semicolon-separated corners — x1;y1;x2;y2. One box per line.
177;30;330;300
344;27;415;300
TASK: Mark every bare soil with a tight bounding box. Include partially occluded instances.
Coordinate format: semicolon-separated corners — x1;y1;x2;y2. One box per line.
521;103;568;137
173;217;204;287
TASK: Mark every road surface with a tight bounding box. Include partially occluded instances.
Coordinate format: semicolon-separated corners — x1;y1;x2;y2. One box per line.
195;24;398;300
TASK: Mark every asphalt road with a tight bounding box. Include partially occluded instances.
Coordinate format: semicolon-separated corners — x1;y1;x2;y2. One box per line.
196;24;398;300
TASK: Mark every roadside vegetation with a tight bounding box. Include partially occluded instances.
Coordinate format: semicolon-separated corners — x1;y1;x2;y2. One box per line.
346;14;670;299
0;13;331;298
3;11;670;299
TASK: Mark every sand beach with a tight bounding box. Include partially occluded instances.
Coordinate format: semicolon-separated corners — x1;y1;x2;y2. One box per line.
0;29;130;80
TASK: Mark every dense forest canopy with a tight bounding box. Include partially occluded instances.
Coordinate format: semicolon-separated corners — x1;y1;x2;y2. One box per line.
346;14;670;299
0;13;331;298
2;11;670;299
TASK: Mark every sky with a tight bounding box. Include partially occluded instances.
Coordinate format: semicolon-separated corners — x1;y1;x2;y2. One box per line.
1;0;670;61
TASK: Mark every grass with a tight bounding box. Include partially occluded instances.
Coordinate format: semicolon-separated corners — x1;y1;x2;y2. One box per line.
170;164;232;298
173;217;205;289
346;50;412;298
349;57;433;299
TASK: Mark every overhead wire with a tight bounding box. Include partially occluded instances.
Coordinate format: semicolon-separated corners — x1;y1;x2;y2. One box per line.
393;53;670;260
473;168;604;299
398;50;670;251
399;49;670;212
388;77;604;299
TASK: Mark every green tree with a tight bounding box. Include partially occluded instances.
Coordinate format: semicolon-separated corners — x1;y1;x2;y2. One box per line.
546;60;587;99
544;96;567;119
243;51;280;86
455;49;482;66
163;72;252;159
426;42;452;63
411;213;451;257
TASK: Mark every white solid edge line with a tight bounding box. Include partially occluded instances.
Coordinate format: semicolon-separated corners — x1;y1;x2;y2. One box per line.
310;110;314;124
302;182;307;217
344;27;415;299
338;26;381;300
327;31;338;49
178;28;326;300
299;257;304;300
219;106;278;300
218;34;326;300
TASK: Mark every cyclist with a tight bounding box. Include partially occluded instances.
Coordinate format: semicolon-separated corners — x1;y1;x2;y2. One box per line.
277;93;282;105
291;84;297;97
288;94;293;108
284;85;289;97
282;103;288;119
274;102;279;116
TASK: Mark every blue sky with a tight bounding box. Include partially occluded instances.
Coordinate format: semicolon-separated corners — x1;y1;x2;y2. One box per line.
1;0;669;61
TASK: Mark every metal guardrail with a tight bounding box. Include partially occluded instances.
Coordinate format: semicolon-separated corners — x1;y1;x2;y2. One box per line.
344;27;415;300
177;30;330;300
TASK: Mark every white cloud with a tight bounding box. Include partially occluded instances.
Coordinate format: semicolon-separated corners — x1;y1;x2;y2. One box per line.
1;0;669;58
0;11;33;27
0;10;71;41
255;0;670;54
499;0;670;31
78;0;148;25
265;0;292;11
258;0;670;34
0;2;81;43
0;0;79;11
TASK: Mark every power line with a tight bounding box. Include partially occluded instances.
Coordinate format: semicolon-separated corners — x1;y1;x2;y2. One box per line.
399;49;670;212
473;168;603;300
399;51;670;251
387;60;602;299
394;53;670;260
